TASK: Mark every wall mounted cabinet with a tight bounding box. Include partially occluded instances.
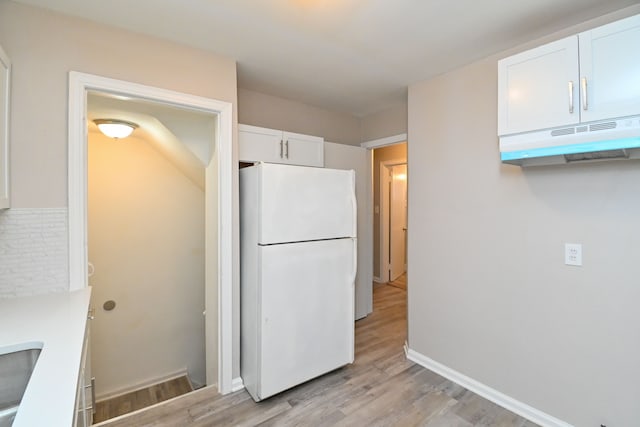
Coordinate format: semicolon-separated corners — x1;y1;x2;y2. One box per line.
498;13;640;137
239;124;324;167
0;45;10;208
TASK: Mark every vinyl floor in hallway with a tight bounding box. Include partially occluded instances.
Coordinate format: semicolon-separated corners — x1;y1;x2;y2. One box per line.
95;284;538;426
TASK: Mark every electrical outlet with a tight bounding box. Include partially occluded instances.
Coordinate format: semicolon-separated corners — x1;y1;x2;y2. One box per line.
565;243;582;266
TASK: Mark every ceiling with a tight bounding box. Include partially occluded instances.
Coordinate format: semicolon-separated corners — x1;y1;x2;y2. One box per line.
12;0;640;117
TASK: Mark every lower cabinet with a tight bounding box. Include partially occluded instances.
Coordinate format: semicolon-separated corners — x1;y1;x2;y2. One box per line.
74;312;94;427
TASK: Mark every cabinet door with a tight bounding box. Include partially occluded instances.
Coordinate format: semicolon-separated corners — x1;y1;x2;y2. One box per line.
579;14;640;123
498;36;579;136
238;125;284;164
282;131;324;167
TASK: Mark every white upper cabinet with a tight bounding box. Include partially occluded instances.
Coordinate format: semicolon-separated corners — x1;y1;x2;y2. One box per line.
498;13;640;136
239;124;324;167
498;37;579;136
579;14;640;123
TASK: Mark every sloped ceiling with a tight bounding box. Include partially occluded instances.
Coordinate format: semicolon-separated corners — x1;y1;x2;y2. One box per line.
88;93;216;189
13;0;640;116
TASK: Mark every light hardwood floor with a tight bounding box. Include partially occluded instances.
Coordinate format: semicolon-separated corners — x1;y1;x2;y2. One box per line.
93;376;193;423
95;284;538;426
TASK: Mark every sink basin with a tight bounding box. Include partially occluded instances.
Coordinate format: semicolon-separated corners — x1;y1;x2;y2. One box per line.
0;344;42;427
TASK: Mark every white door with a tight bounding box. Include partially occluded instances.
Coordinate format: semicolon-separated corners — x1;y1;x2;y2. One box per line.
258;238;355;399
257;163;356;244
498;36;579;136
389;164;407;281
579;14;640;123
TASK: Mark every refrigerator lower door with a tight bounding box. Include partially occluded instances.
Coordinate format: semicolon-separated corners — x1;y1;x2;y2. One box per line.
256;238;356;400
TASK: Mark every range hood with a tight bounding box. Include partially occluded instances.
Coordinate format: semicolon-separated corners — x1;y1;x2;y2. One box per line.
500;116;640;166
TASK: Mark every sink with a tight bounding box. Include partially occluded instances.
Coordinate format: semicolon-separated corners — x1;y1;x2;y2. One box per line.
0;344;42;427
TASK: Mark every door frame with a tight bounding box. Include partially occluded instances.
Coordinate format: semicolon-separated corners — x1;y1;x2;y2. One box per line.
67;72;234;394
380;159;407;283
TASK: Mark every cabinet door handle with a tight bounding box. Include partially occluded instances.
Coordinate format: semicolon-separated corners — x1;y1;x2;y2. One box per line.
581;77;588;111
568;81;574;114
285;140;289;159
279;140;284;158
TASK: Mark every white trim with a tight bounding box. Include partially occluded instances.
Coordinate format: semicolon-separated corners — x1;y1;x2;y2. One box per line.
95;369;189;402
68;72;234;395
380;159;407;283
372;276;385;283
405;348;573;427
360;133;407;149
0;44;11;209
231;377;245;392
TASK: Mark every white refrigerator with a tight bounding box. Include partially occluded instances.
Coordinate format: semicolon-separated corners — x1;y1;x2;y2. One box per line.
240;162;357;402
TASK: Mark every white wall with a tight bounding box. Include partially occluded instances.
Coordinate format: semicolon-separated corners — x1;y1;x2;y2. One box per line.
407;5;640;427
88;132;205;397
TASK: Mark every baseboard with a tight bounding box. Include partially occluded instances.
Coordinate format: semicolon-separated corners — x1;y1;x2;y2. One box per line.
96;369;190;402
231;376;245;392
405;348;573;427
373;276;386;283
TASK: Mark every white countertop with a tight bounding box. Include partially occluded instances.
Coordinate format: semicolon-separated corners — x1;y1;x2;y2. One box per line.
0;287;91;427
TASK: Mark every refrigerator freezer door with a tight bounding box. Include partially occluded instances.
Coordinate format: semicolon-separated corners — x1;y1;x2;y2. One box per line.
257;238;356;400
257;163;356;245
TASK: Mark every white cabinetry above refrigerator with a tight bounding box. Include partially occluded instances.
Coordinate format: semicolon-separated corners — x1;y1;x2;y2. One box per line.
238;124;324;167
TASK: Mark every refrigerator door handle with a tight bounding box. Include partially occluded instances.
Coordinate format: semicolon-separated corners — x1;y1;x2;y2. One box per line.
350;238;358;286
350;170;357;237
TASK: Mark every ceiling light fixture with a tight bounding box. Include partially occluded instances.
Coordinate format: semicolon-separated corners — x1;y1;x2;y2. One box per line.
94;119;139;139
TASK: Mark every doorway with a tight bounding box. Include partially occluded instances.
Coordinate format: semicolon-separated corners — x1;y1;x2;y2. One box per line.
67;73;234;408
86;92;211;420
386;163;407;285
371;143;407;285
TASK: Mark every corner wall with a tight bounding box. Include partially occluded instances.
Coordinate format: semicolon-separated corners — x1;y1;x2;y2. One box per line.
407;5;640;426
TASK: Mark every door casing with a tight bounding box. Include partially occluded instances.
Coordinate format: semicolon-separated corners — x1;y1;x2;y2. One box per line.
67;71;234;394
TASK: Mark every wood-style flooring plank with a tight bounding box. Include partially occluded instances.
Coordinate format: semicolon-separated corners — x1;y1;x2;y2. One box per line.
95;283;538;427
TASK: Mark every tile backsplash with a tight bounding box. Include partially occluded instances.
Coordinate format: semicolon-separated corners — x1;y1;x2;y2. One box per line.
0;208;69;298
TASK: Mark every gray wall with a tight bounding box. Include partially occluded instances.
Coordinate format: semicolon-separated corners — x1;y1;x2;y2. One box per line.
407;5;640;426
361;103;407;142
239;88;408;145
238;88;361;145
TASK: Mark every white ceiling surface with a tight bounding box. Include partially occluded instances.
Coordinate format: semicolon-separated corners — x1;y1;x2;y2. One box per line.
14;0;640;116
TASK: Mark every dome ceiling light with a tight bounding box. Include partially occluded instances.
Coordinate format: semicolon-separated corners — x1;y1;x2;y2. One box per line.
93;119;139;139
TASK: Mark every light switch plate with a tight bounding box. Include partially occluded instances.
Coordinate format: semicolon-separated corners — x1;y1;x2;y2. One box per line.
565;243;582;266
